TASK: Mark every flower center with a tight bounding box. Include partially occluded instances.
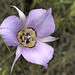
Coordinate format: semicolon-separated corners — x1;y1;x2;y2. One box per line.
17;28;36;47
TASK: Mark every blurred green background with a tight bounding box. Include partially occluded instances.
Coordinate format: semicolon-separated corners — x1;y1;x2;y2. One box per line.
0;0;75;75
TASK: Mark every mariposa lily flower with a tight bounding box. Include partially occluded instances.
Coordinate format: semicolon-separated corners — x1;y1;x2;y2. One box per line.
0;6;58;72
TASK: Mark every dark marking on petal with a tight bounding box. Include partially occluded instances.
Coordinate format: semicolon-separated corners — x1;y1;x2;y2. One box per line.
23;33;25;36
22;40;24;42
26;39;30;44
32;38;34;41
20;35;22;39
26;33;30;36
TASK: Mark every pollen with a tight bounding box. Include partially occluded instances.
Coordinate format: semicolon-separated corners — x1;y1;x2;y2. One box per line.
17;28;36;47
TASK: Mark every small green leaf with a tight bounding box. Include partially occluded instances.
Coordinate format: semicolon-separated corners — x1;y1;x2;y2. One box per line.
2;70;6;75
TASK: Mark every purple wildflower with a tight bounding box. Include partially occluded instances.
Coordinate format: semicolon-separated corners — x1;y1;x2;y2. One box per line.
0;6;58;72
